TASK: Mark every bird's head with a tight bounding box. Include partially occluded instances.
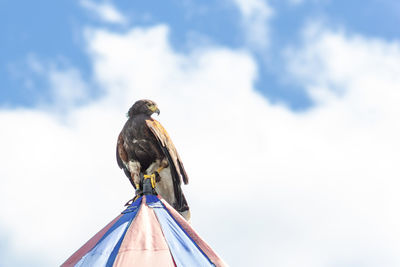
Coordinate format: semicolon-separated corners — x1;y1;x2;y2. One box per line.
127;99;160;118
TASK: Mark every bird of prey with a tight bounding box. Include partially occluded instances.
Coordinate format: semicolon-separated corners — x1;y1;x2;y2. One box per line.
116;99;190;220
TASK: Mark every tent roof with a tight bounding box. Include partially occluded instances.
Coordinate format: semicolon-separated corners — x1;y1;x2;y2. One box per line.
62;195;226;267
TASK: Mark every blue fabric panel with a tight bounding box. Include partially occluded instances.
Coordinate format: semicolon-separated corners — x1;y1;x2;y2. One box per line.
151;198;214;264
105;197;142;266
145;194;159;205
75;198;142;267
122;196;143;214
153;205;215;267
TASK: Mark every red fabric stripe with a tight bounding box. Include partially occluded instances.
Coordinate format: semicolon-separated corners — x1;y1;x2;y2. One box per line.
61;214;123;267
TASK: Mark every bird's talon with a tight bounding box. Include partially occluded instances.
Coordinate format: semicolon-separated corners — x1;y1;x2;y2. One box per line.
155;171;161;182
144;173;157;188
156;166;165;173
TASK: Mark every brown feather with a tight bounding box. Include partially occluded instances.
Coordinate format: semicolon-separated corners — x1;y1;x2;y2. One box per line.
117;132;128;166
145;119;189;185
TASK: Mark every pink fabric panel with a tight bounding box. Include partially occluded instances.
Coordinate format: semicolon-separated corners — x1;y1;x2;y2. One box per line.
61;214;123;267
160;198;227;267
113;197;175;267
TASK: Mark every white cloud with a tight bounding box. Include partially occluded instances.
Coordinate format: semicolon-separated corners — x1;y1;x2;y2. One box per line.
80;0;128;25
285;23;400;120
1;22;400;267
232;0;273;50
26;55;90;109
47;67;89;108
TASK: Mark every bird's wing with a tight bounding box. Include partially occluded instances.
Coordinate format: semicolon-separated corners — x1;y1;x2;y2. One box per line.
145;119;189;185
116;132;136;188
116;132;127;168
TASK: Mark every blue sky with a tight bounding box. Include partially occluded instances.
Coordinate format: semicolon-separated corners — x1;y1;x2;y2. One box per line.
1;1;400;266
2;0;399;109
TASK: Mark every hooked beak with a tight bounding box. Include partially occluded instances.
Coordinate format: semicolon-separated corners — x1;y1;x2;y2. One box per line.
150;105;160;115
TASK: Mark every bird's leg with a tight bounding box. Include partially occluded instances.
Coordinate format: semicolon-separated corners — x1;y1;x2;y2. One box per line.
128;161;141;192
145;160;160;174
145;159;168;184
157;158;168;172
144;159;166;188
144;161;158;189
154;159;168;182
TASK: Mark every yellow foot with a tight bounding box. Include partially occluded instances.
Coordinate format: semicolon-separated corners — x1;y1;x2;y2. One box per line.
156;166;165;173
143;173;156;188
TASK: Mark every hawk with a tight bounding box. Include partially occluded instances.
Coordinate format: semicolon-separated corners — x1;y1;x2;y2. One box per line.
116;99;190;220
